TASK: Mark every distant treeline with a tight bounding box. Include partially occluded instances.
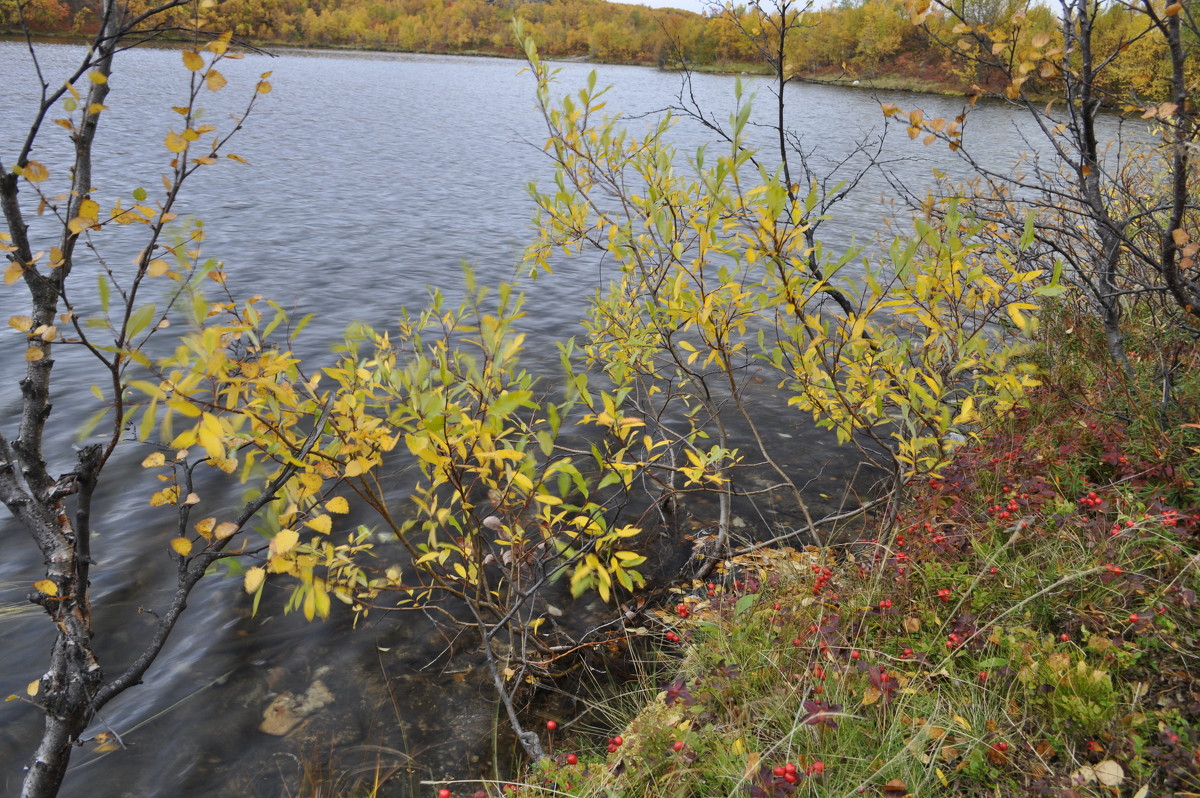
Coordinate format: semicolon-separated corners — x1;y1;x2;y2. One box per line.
3;0;1184;100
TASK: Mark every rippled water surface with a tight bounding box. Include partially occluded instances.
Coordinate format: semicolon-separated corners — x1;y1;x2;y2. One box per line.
0;42;1116;796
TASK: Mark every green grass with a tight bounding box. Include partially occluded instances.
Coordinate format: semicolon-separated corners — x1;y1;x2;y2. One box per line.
500;314;1200;797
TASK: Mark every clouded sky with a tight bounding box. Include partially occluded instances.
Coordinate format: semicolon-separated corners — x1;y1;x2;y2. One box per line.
626;0;719;17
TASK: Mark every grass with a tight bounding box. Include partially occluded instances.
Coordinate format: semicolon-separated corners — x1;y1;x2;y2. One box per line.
493;311;1200;797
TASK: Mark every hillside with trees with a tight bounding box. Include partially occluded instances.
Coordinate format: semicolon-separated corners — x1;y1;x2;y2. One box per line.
1;0;1188;101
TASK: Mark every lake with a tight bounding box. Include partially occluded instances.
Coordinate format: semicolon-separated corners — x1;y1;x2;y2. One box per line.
0;42;1108;797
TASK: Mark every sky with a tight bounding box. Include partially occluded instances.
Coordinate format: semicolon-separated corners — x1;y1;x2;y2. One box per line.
622;0;718;16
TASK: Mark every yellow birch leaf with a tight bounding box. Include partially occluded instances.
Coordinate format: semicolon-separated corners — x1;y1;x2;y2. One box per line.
149;485;180;506
164;131;188;154
8;315;33;331
87;70;107;84
25;347;44;362
182;50;204;71
142;452;165;468
213;521;238;540
26;679;39;697
170;537;192;556
67;216;92;235
271;528;299;555
4;262;23;284
22;161;49;182
205;37;229;55
205;70;227;92
325;496;349;514
303;589;316;621
244;567;266;594
183;492;200;505
226;153;250;165
306;514;332;534
195;517;215;539
33;579;58;596
147;259;169;277
257;81;271;94
862;685;881;706
953;714;972;731
87;103;107;115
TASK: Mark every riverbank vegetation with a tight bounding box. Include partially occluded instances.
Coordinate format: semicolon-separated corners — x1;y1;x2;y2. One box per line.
494;312;1200;796
2;0;1190;101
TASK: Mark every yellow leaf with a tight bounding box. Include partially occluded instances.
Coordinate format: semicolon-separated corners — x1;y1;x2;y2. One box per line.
33;579;58;597
205;70;227;92
87;70;107;84
4;261;23;284
257;81;272;94
213;521;238;540
26;679;39;697
244;566;266;594
183;492;200;505
142;452;165;468
306;514;332;534
953;714;972;731
22;161;49;182
271;528;300;555
861;685;881;706
147;259;169;277
25;347;44;362
195;517;215;539
164;131;188;154
149;485;180;506
325;496;349;514
226;153;250;165
68;216;92;235
182;50;204;71
170;537;192;556
87;103;107;115
205;36;230;55
8;315;33;332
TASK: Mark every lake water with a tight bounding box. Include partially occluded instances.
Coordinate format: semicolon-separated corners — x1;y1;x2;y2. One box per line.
0;43;1115;797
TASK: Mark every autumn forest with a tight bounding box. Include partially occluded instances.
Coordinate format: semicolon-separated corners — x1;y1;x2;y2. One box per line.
2;0;1187;101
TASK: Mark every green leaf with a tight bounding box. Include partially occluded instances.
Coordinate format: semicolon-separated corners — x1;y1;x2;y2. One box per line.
734;593;757;617
126;303;157;339
97;275;110;313
132;186;146;201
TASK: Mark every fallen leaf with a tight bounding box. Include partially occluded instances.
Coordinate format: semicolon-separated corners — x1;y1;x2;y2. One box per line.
1094;760;1124;787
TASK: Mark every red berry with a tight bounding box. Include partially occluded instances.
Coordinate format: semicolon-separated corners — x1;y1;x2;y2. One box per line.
851;649;860;659
784;772;798;783
773;766;786;777
672;740;684;752
1129;613;1139;622
566;753;578;765
773;602;782;611
792;637;803;646
438;790;451;798
613;736;624;746
1060;633;1069;642
785;763;797;774
546;720;557;731
607;743;618;754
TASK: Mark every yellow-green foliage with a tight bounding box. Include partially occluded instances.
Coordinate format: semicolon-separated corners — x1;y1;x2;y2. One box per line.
523;33;1057;479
